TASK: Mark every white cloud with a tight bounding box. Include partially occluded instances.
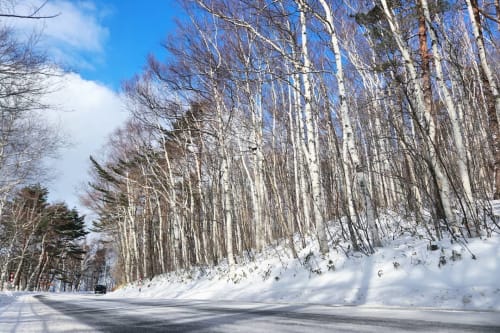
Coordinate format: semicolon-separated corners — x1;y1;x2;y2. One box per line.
43;72;128;210
5;0;110;68
43;1;109;53
1;2;124;215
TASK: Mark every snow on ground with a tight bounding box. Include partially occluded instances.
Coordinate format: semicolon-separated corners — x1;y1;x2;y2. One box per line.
0;291;15;309
0;291;35;310
112;214;500;311
2;214;496;313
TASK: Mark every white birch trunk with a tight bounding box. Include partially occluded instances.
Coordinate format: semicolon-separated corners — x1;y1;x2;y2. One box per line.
421;0;475;228
191;134;209;265
142;206;148;277
162;139;183;268
119;214;131;283
26;233;47;290
221;150;235;266
317;0;380;247
0;231;18;290
293;72;312;233
253;88;266;252
154;193;166;273
297;2;329;254
125;174;141;280
212;83;235;267
380;0;457;231
464;0;500;124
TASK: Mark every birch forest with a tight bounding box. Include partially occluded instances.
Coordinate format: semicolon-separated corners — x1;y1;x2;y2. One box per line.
78;0;499;285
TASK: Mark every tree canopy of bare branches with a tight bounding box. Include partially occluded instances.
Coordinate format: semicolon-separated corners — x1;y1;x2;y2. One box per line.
83;0;500;284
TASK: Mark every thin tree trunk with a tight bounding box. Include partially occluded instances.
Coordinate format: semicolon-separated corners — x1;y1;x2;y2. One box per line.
380;0;457;233
421;0;476;232
317;0;380;249
465;0;500;198
297;1;329;254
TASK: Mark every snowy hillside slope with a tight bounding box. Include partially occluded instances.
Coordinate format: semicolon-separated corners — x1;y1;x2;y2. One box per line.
113;213;500;310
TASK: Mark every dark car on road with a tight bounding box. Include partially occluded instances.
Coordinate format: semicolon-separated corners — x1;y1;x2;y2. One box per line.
94;285;107;294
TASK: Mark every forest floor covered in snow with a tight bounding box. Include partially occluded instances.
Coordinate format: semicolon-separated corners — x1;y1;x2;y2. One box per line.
112;213;500;311
1;214;498;312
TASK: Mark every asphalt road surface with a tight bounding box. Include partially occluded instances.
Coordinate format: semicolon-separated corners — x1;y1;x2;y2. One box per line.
0;293;499;332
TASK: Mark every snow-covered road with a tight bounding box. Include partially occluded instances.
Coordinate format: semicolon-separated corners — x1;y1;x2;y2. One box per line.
0;293;95;332
0;293;499;332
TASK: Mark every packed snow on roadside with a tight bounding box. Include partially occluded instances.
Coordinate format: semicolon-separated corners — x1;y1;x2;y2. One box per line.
0;291;13;309
0;291;32;310
94;213;500;310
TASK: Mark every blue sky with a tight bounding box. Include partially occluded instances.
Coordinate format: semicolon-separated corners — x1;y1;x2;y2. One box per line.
11;0;183;89
8;0;185;212
78;0;183;89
